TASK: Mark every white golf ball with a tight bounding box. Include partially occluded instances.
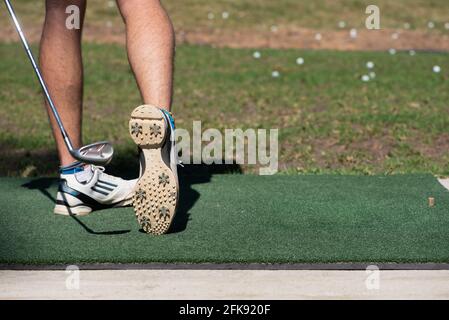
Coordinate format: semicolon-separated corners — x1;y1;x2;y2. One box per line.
433;65;441;73
404;23;411;29
366;61;375;69
338;21;346;28
349;28;357;39
253;51;261;59
296;57;304;65
107;0;114;8
315;33;322;41
389;48;396;55
445;22;449;30
409;50;416;56
361;75;370;82
222;11;229;19
272;71;280;78
369;72;376;79
207;12;215;20
427;21;435;29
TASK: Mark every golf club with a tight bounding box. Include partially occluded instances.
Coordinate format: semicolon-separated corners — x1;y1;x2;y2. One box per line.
4;0;114;166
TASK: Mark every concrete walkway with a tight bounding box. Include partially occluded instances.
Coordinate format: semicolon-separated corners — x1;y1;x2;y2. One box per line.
1;270;449;299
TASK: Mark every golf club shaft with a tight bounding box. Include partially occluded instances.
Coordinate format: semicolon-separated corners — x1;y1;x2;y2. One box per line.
4;0;74;152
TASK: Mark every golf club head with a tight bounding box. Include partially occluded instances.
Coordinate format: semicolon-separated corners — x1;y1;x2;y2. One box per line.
72;141;114;165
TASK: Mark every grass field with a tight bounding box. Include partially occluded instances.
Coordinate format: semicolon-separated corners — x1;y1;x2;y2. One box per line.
0;43;448;176
1;174;449;265
1;0;448;176
1;0;448;33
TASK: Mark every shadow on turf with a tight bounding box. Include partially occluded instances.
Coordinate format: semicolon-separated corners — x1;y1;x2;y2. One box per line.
70;215;131;235
21;161;243;235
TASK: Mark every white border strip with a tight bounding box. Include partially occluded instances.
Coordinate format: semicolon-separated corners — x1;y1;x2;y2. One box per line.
438;178;449;191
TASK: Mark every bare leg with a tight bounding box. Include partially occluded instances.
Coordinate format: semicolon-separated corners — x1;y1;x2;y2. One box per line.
40;0;86;166
116;0;175;111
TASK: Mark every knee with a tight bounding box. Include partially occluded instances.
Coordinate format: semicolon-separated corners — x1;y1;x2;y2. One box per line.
44;0;86;31
45;0;87;10
116;0;162;22
45;0;86;15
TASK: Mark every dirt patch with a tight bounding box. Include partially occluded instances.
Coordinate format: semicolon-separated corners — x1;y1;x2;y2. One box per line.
179;27;449;52
309;135;395;168
411;133;449;159
2;23;448;51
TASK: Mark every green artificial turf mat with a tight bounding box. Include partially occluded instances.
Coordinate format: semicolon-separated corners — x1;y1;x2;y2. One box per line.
1;174;449;265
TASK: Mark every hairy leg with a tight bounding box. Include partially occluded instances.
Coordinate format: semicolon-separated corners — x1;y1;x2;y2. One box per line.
116;0;175;111
40;0;86;166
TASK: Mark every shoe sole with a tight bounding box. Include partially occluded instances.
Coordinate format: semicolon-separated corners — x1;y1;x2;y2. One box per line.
53;198;133;217
129;105;178;235
54;204;92;216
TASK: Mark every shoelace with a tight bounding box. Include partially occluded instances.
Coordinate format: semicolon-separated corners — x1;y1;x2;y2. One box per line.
91;165;122;182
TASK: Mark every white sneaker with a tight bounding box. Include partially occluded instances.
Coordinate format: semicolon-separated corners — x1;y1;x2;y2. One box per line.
129;105;180;235
54;165;137;216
